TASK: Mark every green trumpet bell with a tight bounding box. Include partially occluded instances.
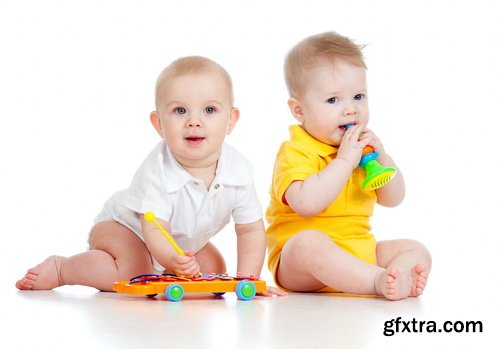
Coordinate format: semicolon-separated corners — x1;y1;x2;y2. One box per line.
359;152;396;190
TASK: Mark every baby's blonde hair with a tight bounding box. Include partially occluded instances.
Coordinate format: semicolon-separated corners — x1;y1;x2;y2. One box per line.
155;56;234;110
284;32;366;98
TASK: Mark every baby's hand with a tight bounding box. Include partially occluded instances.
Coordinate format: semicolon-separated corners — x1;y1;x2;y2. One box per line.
337;124;370;168
359;128;386;156
171;251;200;278
257;286;288;297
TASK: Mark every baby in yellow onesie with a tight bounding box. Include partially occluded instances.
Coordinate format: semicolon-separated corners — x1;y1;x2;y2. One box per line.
266;32;432;300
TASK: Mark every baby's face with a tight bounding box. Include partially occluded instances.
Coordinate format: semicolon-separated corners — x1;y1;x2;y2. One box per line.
152;71;238;168
295;60;369;146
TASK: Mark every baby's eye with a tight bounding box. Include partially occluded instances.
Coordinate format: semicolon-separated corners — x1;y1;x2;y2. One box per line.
205;106;216;114
175;107;187;115
326;97;337;104
354;94;365;101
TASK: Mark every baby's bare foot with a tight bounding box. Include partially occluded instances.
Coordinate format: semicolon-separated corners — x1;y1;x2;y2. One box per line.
375;268;402;300
410;263;428;297
15;256;65;290
376;264;427;301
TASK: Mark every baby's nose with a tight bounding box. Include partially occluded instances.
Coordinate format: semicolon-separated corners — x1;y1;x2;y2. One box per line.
187;115;202;127
343;104;357;116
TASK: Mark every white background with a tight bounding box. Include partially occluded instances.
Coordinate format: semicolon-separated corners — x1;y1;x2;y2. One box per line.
1;0;499;342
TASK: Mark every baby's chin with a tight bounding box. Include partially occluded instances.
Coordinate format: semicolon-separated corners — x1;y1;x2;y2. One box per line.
306;128;341;146
317;135;341;147
327;130;344;146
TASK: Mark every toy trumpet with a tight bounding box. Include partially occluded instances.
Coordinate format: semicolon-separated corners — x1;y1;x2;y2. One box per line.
345;124;396;190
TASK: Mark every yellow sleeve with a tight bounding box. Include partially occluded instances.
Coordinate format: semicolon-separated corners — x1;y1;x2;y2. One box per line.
272;141;320;205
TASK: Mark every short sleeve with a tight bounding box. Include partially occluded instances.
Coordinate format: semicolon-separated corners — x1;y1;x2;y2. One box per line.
123;145;173;222
232;184;263;224
273;142;319;204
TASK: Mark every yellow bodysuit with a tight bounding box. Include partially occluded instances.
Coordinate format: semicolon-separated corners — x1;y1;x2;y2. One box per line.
266;125;378;287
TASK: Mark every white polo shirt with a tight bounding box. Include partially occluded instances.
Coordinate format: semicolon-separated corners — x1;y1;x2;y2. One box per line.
95;141;262;271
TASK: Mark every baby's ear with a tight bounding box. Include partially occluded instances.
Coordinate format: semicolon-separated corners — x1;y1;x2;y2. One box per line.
150;111;163;137
227;107;240;135
288;98;304;123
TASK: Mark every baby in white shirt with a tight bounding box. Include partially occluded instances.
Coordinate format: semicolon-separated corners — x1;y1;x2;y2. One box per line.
16;56;284;297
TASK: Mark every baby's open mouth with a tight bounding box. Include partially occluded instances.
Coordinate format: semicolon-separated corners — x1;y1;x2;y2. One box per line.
185;136;205;145
339;123;355;131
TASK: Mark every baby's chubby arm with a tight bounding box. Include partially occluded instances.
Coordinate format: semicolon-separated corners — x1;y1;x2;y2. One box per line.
235;220;287;296
235;219;266;277
140;215;200;277
285;124;368;216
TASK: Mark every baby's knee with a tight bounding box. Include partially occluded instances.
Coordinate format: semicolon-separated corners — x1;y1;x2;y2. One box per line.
407;239;429;253
287;230;331;252
196;242;226;274
404;239;432;263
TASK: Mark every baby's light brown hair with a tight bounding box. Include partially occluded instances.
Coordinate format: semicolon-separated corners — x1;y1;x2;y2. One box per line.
284;32;366;98
155;56;234;111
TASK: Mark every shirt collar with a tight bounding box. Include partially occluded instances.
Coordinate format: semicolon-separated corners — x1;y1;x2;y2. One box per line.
163;142;253;193
289;124;338;157
214;143;253;186
162;144;194;193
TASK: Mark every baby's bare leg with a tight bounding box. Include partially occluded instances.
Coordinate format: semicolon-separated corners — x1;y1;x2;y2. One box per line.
277;230;392;295
15;221;153;291
194;242;226;274
376;239;432;300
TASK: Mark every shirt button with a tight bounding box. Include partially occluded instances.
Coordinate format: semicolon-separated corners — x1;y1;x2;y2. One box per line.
193;182;199;186
214;184;220;189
